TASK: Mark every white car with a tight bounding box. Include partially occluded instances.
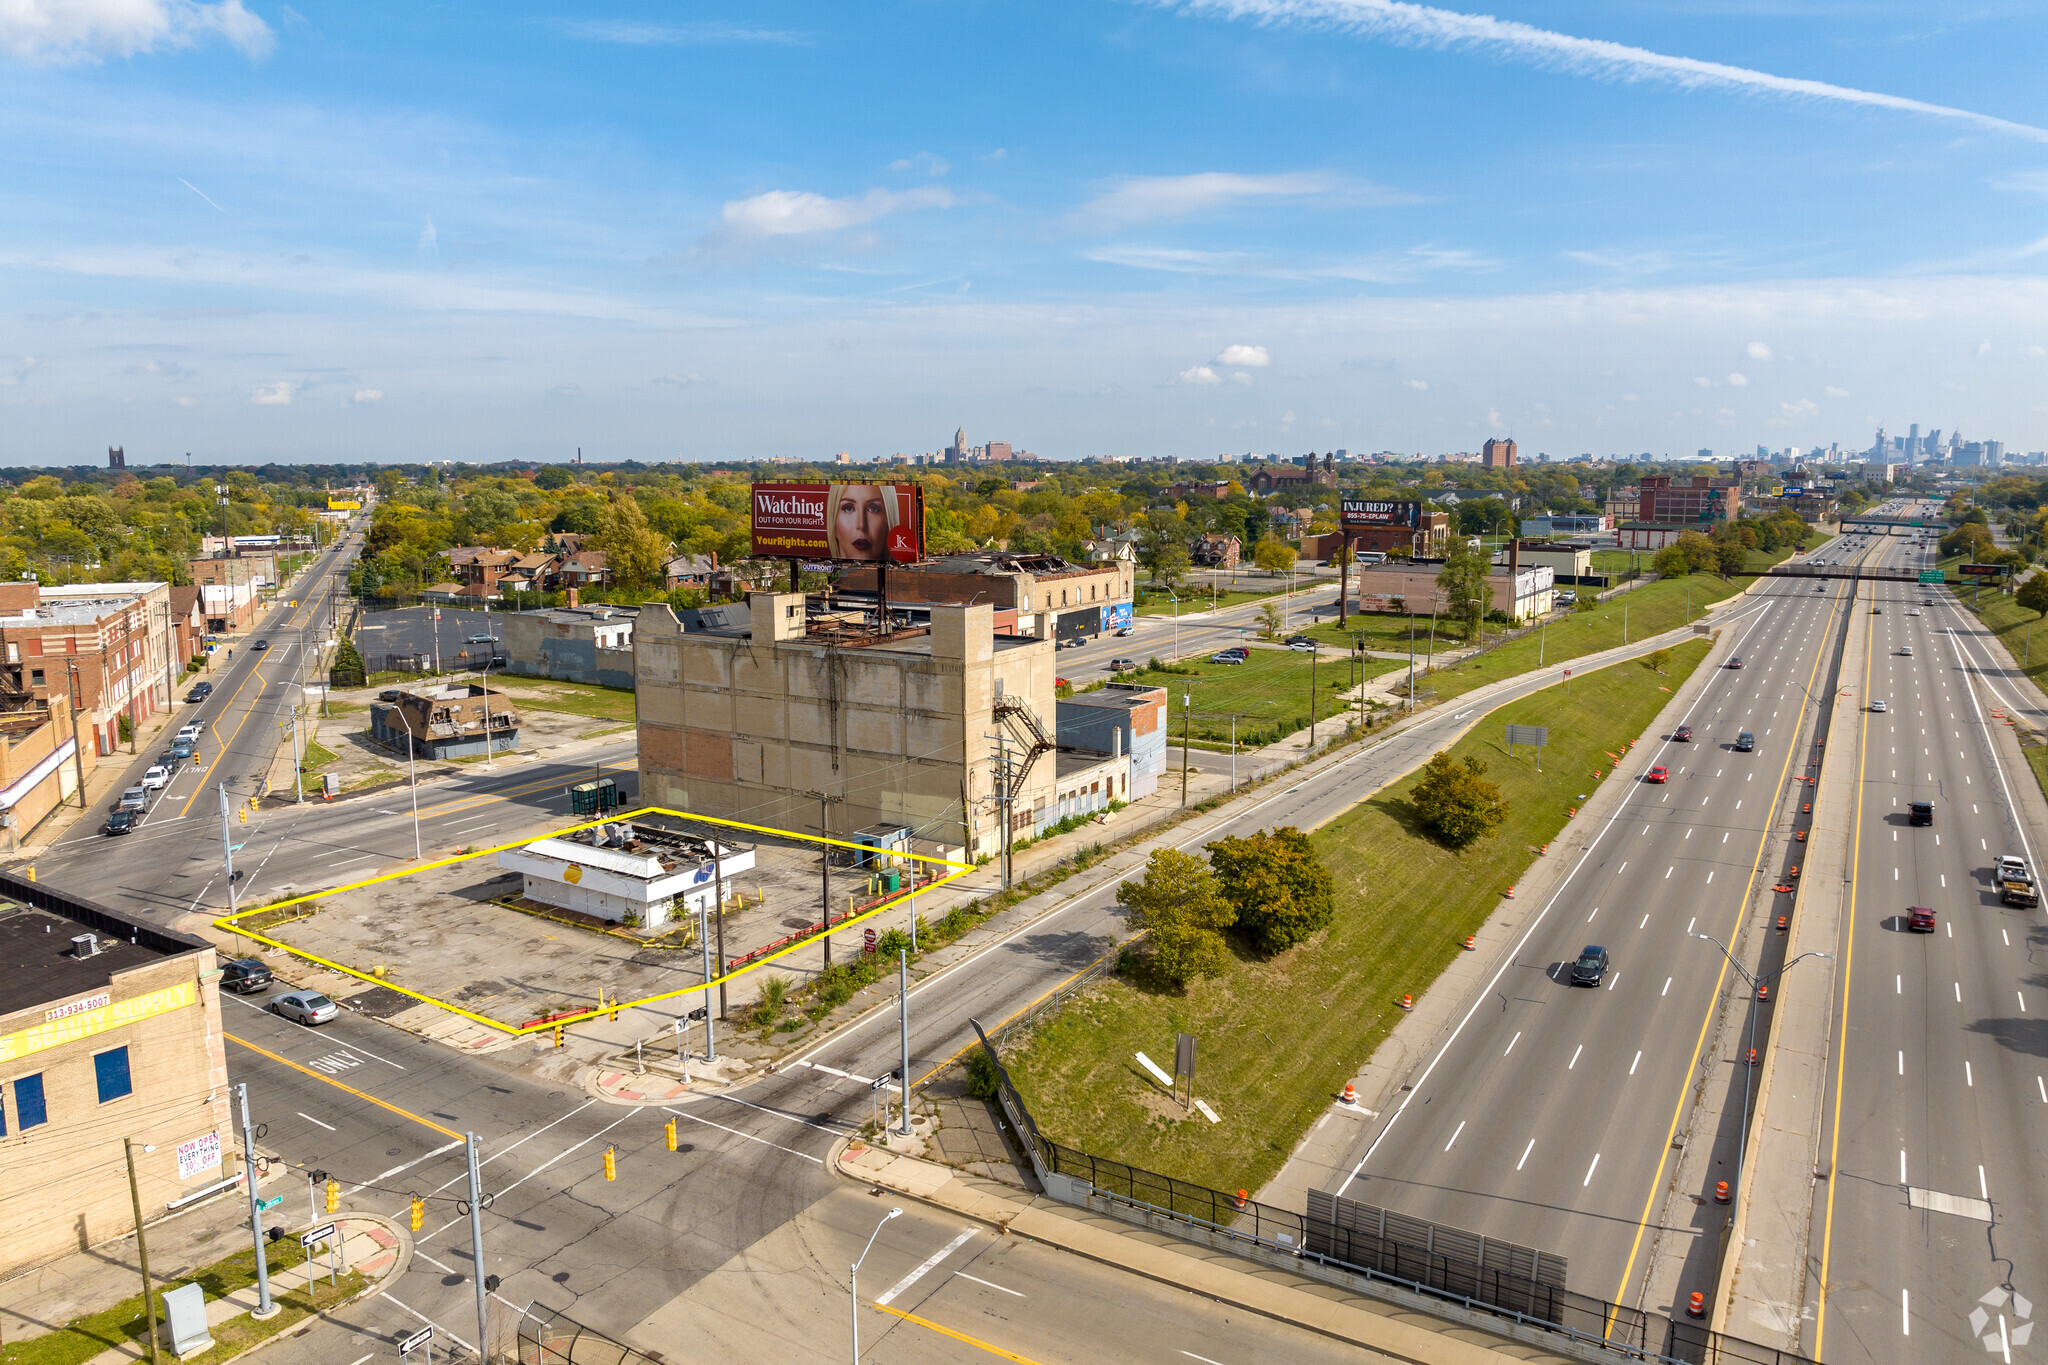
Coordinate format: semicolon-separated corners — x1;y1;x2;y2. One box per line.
176;723;204;744
140;765;170;790
1900;645;1913;656
1871;699;1889;713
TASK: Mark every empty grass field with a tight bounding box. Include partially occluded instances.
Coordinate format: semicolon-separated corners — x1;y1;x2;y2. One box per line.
484;673;637;722
1000;638;1711;1197
1107;648;1404;745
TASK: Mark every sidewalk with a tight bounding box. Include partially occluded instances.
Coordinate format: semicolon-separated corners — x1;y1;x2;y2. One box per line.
836;1139;1584;1365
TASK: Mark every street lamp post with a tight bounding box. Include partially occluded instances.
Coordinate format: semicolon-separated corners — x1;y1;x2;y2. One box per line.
850;1207;902;1364
405;727;422;861
123;1139;163;1365
1688;934;1833;1217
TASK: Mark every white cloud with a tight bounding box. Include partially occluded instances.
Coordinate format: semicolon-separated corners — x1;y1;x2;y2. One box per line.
710;186;954;240
1990;170;2048;197
1;0;274;64
1404;378;1429;390
1780;398;1817;417
1171;0;2048;144
1174;365;1223;386
417;215;437;257
128;357;194;377
1230;371;1254;386
888;152;950;177
1216;344;1270;368
1693;376;1713;387
1086;242;1493;282
248;380;294;405
1977;339;1994;355
1824;385;1850;397
652;373;702;388
2030;346;2047;359
1746;341;1773;361
1071;171;1421;227
351;389;382;404
0;355;40;386
1726;372;1749;387
551;383;584;398
174;395;197;407
556;20;803;46
1622;393;1639;402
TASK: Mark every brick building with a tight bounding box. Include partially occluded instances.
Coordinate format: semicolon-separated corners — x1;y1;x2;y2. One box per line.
1245;454;1337;495
0;890;231;1278
1483;438;1518;470
187;557;260;633
0;582;179;757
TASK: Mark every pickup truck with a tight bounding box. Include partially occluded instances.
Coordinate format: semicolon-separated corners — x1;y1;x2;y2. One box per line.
1997;854;2037;907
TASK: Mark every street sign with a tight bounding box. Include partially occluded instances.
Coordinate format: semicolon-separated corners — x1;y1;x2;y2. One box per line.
399;1325;434;1356
1960;563;2011;578
256;1194;283;1211
1918;570;1945;584
300;1222;337;1247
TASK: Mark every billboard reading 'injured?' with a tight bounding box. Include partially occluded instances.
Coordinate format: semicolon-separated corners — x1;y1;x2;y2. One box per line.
750;482;925;564
1340;499;1421;529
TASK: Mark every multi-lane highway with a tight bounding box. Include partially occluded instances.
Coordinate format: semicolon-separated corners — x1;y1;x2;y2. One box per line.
1805;511;2048;1364
1287;534;1889;1324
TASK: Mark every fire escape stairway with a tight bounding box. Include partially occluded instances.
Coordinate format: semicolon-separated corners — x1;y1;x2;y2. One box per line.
992;695;1056;794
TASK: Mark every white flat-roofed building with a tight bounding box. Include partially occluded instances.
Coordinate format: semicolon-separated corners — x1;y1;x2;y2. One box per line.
498;825;754;928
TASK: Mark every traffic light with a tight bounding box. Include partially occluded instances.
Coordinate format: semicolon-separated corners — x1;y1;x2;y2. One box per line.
602;1146;616;1181
553;1024;564;1049
664;1119;677;1152
324;1179;340;1214
409;1196;424;1231
237;805;248;825
607;990;618;1023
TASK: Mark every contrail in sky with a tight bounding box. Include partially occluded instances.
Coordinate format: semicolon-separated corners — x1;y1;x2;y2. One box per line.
178;178;227;213
1170;0;2048;144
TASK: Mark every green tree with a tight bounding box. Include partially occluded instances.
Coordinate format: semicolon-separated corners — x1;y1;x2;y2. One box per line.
591;494;669;590
1643;647;1671;674
1408;750;1509;849
1652;544;1690;578
534;466;575;491
2018;572;2048;620
1205;827;1335;954
1435;539;1490;640
1117;847;1235;984
1252;537;1297;577
1256;601;1283;639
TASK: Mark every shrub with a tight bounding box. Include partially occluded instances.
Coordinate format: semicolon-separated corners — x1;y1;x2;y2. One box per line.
1206;827;1335;954
875;927;914;959
1117;847;1235;984
1408;749;1509;849
964;1047;1001;1100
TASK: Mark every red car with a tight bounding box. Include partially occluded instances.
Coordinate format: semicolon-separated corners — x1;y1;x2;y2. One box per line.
1907;905;1936;933
1673;725;1693;742
1646;766;1669;784
1727;657;1745;669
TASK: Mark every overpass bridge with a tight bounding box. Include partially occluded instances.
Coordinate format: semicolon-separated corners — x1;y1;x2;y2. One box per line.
1767;561;1929;582
1837;514;1935;535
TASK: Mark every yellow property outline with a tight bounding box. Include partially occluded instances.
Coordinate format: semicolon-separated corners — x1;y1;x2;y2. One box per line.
211;805;974;1035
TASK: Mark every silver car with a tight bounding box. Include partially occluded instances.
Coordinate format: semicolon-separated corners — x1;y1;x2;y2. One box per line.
271;990;339;1026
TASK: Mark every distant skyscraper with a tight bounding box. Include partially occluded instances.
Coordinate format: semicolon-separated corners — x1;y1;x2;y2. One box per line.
1908;423;1920;458
1482;437;1517;469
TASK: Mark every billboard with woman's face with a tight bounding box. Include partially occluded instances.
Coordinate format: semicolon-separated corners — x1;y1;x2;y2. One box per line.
750;482;925;563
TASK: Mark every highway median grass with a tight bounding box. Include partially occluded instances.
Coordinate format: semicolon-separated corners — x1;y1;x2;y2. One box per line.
999;638;1711;1198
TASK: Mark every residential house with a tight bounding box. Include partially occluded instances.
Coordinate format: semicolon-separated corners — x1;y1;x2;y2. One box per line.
1188;533;1241;569
559;551;610;591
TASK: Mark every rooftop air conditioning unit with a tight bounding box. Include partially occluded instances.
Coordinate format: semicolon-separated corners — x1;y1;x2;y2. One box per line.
72;933;99;958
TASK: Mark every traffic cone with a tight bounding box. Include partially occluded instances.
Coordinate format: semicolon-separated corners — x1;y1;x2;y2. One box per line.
1757;984;1769;1003
1714;1181;1730;1205
1232;1189;1248;1211
1789;865;1800;877
1398;993;1413;1011
1568;807;1577;818
1746;1048;1760;1066
1687;1292;1706;1319
1539;844;1549;855
1777;915;1789;932
1341;1083;1358;1105
1504;886;1516;899
1462;935;1477;951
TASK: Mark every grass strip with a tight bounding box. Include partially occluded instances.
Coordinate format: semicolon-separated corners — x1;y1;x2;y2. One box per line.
483;673;637;722
1101;650;1402;745
1001;638;1712;1196
1;1238;364;1365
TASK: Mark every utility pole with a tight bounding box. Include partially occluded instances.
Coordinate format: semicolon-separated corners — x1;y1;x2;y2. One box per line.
218;784;239;915
697;890;716;1061
465;1133;489;1362
406;729;422;860
235;1083;275;1319
1308;647;1317;745
896;949;912;1137
65;662;89;807
124;1139;163;1365
479;600;495;772
713;841;728;1020
1179;690;1191;809
811;792;835;968
1406;622;1415;713
993;733;1012;891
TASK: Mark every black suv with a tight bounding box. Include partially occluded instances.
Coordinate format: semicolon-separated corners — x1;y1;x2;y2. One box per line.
1570;945;1610;987
1909;801;1934;826
186;681;213;702
220;958;274;994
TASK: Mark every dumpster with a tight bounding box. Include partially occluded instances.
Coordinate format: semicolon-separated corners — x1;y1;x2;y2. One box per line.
570;778;620;816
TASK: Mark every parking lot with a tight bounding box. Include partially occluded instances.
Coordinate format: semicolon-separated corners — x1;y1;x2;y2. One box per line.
251;817;947;1031
355;605;501;671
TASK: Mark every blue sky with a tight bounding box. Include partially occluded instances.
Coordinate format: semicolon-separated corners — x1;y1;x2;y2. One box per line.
4;0;2047;465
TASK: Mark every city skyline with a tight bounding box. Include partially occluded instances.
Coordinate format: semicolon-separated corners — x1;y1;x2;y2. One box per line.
3;0;2047;463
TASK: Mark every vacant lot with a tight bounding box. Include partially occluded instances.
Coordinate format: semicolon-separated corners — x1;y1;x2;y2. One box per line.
484;673;638;723
1134;582;1290;617
1106;648;1403;745
1002;639;1711;1196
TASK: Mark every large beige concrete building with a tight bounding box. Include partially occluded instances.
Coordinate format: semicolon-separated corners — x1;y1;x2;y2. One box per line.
0;895;231;1277
635;594;1059;859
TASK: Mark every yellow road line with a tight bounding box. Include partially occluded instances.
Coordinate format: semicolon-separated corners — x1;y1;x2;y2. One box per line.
1605;574;1851;1320
1813;579;1874;1359
212;804;974;1035
872;1304;1046;1364
227;1032;461;1139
